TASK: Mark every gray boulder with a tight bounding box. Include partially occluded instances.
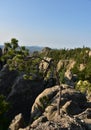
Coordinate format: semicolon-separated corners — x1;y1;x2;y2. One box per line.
7;77;44;122
9;85;91;130
0;65;18;96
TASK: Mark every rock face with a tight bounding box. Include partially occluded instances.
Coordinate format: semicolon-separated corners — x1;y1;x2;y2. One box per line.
30;85;59;122
64;70;77;87
57;60;76;72
89;51;91;57
0;63;90;130
57;60;77;87
79;64;85;71
9;113;25;130
9;85;91;130
6;77;44;122
39;57;52;72
29;87;91;130
0;65;45;123
0;65;18;96
31;85;87;121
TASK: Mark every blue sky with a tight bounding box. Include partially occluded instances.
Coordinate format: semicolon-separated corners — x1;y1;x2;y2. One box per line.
0;0;91;48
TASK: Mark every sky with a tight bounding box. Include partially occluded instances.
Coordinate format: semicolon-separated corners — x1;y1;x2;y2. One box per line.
0;0;91;49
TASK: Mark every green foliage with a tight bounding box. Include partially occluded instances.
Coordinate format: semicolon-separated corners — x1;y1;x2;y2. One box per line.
1;38;45;80
11;38;18;49
59;68;65;83
2;38;91;83
76;80;91;93
0;95;10;130
39;96;50;110
1;38;29;63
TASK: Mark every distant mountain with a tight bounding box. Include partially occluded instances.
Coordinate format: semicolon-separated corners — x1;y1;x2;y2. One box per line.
0;45;3;49
0;45;43;52
26;46;43;52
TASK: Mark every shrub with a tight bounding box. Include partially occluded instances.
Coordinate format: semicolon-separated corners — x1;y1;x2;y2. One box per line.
76;80;91;93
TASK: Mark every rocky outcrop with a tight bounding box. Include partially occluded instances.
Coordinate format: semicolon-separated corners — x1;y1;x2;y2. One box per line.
79;64;85;71
57;60;64;72
0;65;18;96
64;70;78;87
0;64;45;123
6;77;44;122
89;51;91;57
30;85;59;122
40;47;51;54
9;113;25;130
9;84;91;130
29;86;91;130
57;60;76;72
39;57;53;72
57;60;77;87
31;85;86;120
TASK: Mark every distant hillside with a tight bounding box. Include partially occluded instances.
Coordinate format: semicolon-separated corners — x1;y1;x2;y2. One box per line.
0;45;3;49
26;46;43;52
0;45;43;52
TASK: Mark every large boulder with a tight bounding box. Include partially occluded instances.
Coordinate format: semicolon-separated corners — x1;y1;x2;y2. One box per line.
31;85;87;122
0;65;18;96
30;86;87;129
9;85;91;130
6;77;44;122
61;100;81;115
30;85;59;122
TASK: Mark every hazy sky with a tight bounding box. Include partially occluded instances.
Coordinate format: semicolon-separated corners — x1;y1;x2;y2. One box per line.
0;0;91;48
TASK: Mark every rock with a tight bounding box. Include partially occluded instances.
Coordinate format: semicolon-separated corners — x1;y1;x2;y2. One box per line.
61;88;87;109
87;109;91;119
6;77;44;122
40;47;51;54
89;51;91;57
79;64;85;71
9;113;25;130
64;70;75;87
57;60;76;72
44;78;56;88
30;116;86;130
65;70;73;80
30;85;59;122
31;85;87;124
67;60;76;70
39;57;53;72
74;108;91;130
10;85;90;130
44;105;57;120
18;126;30;130
31;116;47;128
62;100;81;115
0;65;18;96
57;60;64;72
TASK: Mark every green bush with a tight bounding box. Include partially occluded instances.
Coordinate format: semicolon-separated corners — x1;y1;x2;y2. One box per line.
76;80;91;93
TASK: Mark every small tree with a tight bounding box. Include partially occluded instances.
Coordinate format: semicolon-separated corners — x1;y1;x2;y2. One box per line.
1;38;63;116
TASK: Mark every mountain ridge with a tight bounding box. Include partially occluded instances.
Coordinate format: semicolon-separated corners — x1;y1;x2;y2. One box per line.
0;45;43;52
